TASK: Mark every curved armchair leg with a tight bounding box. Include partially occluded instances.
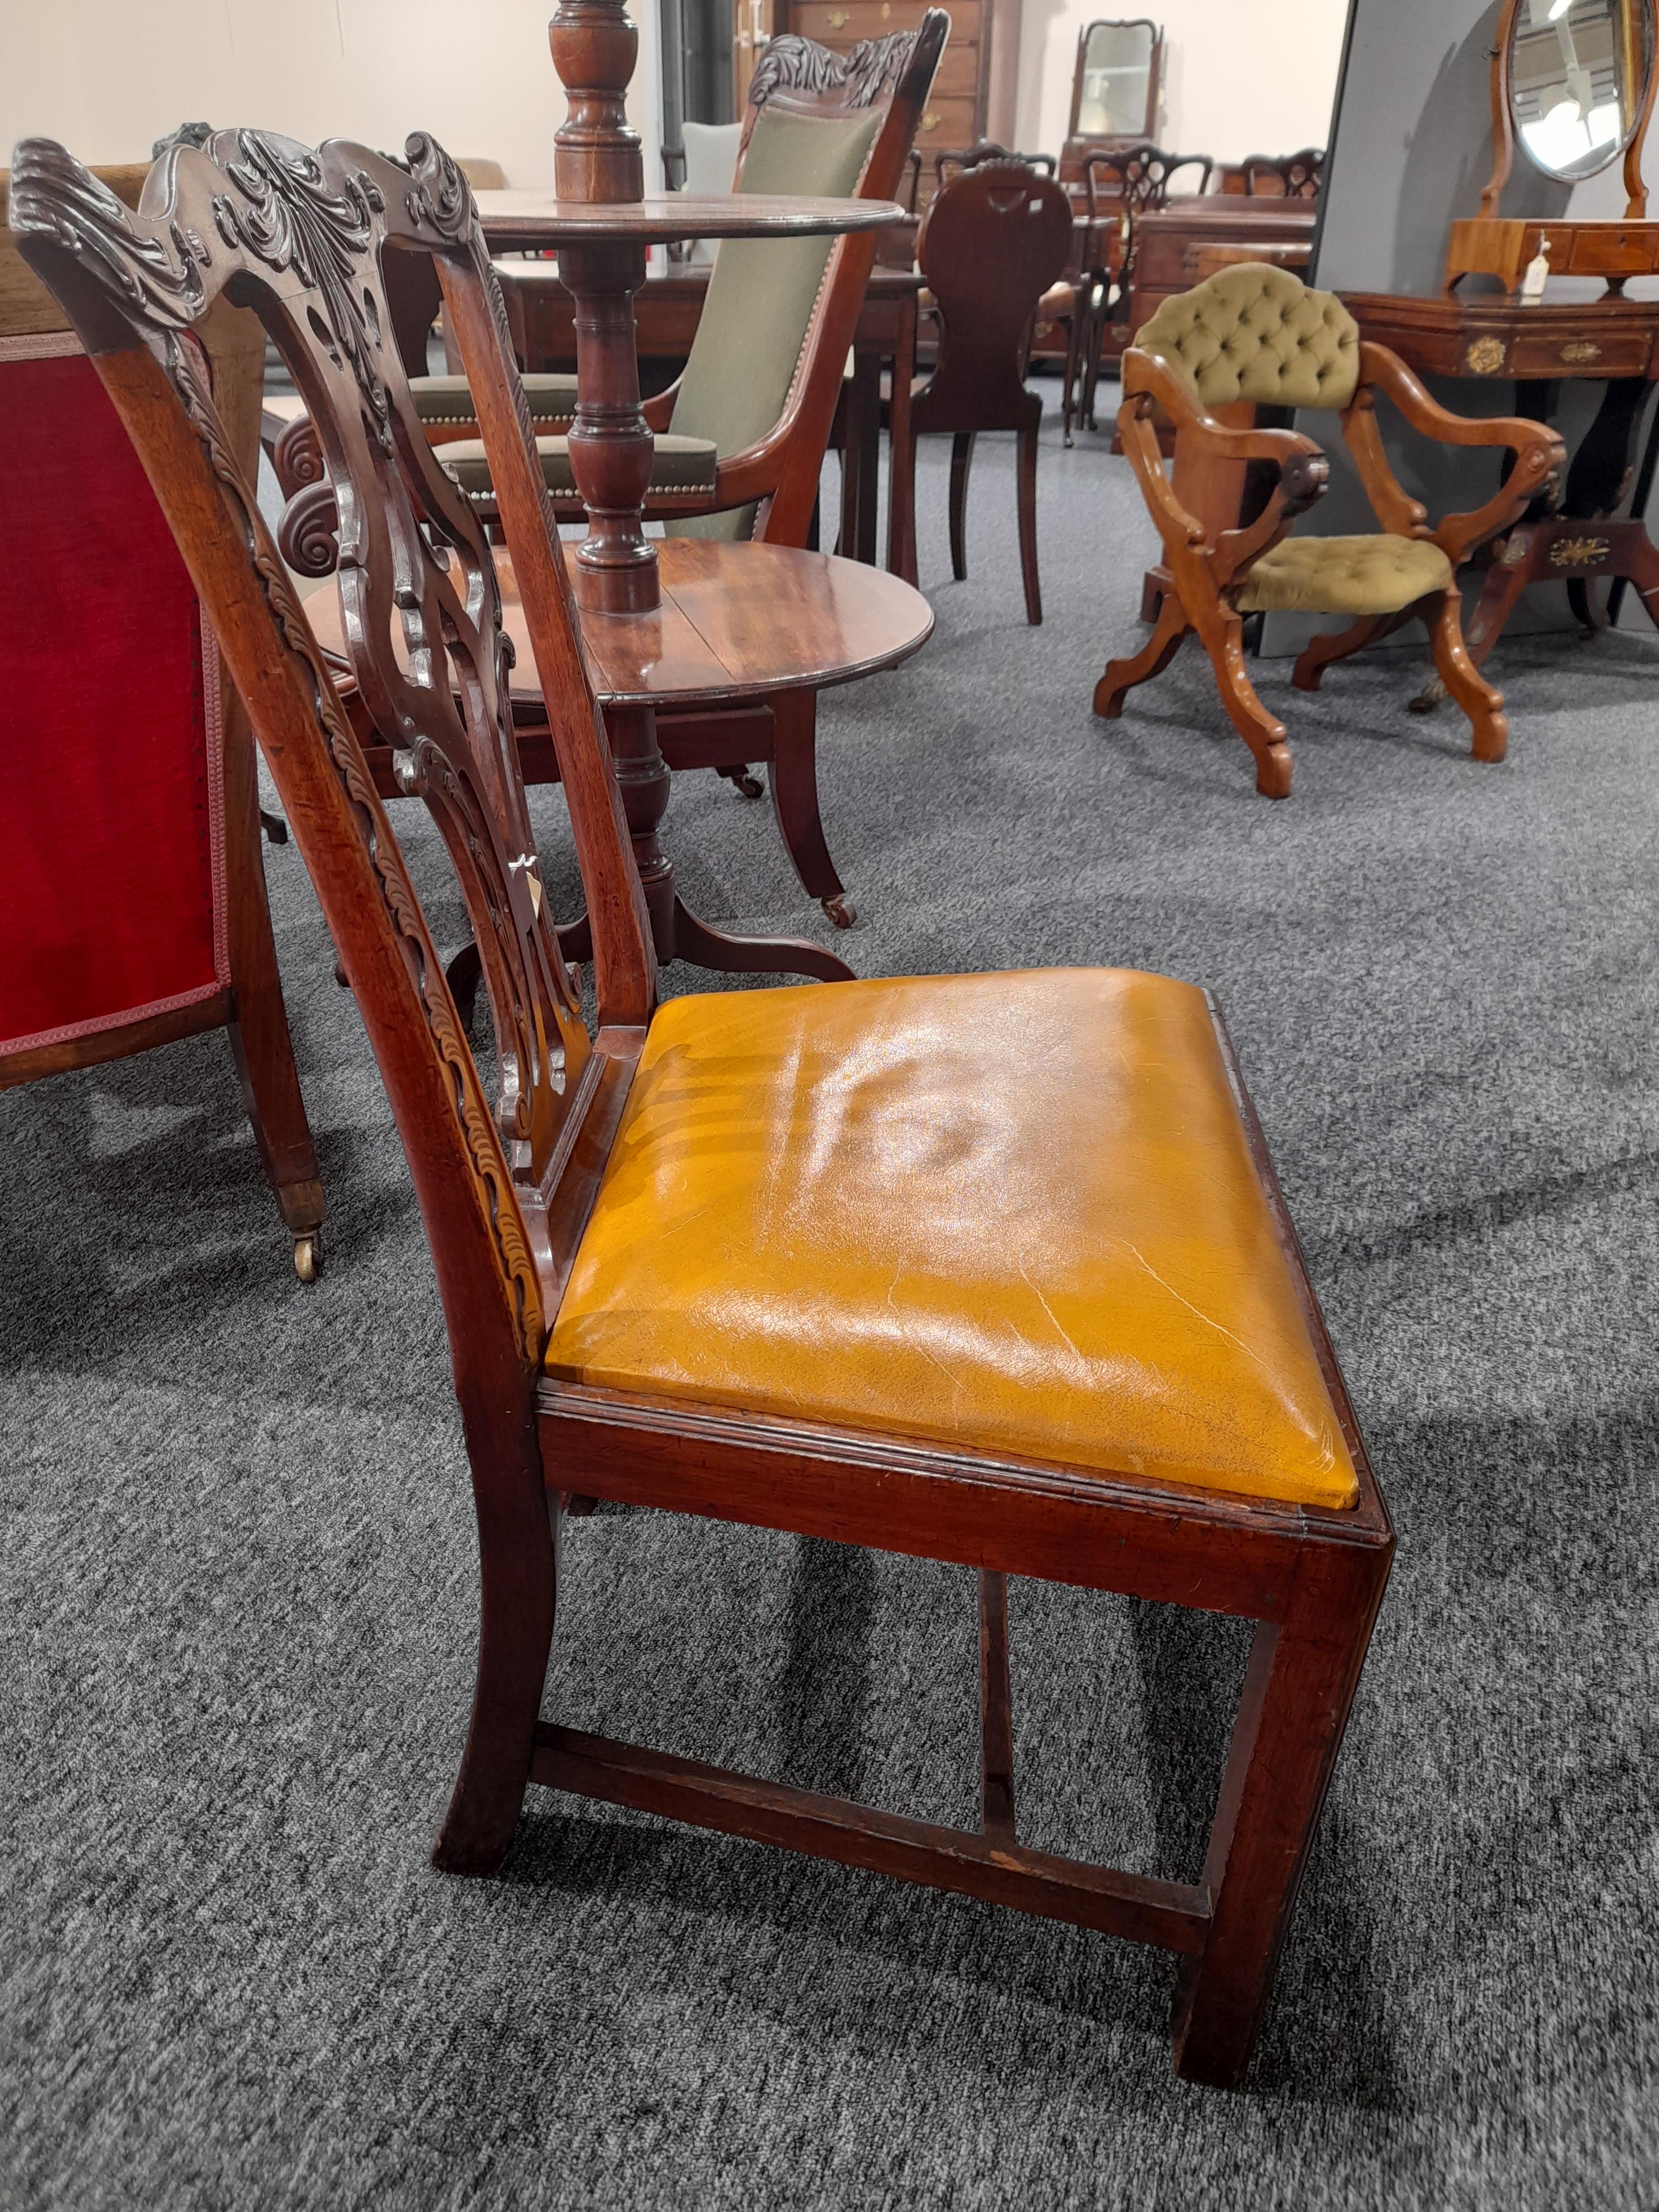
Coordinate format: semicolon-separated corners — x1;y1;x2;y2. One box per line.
1202;608;1294;798
1016;416;1043;625
1061;303;1080;448
949;434;976;580
1094;592;1190;718
1292;612;1405;694
434;1426;559;1877
769;688;854;926
1427;587;1507;763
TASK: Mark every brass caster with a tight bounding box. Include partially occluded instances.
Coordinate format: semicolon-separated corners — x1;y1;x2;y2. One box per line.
823;894;857;930
293;1233;322;1284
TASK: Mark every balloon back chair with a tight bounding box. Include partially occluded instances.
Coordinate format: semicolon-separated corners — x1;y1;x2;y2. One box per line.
0;164;323;1277
891;159;1076;624
1097;263;1565;797
12;127;1392;2090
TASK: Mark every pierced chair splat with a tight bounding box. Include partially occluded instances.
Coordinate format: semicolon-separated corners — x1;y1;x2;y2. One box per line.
14;125;1393;2092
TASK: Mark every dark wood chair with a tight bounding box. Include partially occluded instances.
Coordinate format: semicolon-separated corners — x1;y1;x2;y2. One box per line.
1097;263;1565;797
15;123;1394;2091
891;159;1076;623
1230;149;1324;200
927;143;1093;448
0;166;323;1279
1078;142;1214;431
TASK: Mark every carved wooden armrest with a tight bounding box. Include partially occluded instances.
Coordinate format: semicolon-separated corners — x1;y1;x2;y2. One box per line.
1120;349;1330;592
1356;340;1565;563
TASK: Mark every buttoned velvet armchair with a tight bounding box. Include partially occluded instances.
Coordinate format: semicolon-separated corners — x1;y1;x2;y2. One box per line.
1097;264;1565;797
0;168;323;1279
13;124;1392;2091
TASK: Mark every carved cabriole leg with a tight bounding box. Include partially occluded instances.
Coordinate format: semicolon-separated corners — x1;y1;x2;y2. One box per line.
1171;1541;1391;2088
1016;413;1043;625
948;432;975;580
769;687;854;926
1426;586;1508;763
434;1402;560;1875
1094;591;1189;718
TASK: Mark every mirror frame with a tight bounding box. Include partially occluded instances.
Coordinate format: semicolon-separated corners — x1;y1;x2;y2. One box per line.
1481;0;1658;218
1068;17;1164;143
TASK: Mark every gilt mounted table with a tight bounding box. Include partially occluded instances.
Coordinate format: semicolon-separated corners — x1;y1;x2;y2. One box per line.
1342;290;1659;659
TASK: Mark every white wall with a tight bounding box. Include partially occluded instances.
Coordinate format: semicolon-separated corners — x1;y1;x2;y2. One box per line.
0;0;662;192
1014;0;1349;164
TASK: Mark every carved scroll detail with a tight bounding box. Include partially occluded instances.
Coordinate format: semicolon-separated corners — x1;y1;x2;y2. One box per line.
8;139;209;330
748;28;919;109
212;132;392;433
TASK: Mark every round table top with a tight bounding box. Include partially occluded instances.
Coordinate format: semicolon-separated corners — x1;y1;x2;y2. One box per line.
309;539;934;712
473;191;907;248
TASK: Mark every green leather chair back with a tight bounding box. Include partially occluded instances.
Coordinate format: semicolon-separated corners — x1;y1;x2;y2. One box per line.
666;102;883;542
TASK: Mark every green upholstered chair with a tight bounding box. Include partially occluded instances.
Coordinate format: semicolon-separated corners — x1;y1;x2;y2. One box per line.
436;23;947;549
1096;263;1565;797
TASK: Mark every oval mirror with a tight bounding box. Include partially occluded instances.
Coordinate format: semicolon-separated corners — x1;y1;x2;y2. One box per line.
1075;19;1157;139
1510;0;1655;180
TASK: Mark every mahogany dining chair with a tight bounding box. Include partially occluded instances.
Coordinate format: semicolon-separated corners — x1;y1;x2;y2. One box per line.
12;124;1393;2090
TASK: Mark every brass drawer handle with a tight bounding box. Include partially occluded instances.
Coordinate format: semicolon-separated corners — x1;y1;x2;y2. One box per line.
922;109;939;130
827;8;848;23
1559;340;1601;364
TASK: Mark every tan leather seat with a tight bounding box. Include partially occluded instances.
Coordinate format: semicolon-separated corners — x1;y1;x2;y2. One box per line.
546;970;1358;1509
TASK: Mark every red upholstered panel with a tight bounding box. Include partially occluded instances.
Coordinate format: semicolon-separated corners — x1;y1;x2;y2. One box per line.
0;347;225;1055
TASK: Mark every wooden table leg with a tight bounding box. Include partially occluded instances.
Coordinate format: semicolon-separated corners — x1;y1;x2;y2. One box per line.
841;348;881;567
886;288;918;586
557;704;854;983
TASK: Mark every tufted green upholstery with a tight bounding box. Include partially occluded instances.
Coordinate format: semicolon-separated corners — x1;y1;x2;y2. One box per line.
1236;534;1453;616
1135;263;1360;413
441;432;718;504
410;371;577;432
665;102;881;542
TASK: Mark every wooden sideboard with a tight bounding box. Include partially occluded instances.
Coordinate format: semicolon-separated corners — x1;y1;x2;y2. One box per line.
1128;195;1317;337
776;0;1021;202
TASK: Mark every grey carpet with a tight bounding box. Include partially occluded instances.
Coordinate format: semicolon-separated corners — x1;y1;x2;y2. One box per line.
4;413;1658;2210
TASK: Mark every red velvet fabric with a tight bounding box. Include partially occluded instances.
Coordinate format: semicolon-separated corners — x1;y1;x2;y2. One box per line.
0;349;225;1054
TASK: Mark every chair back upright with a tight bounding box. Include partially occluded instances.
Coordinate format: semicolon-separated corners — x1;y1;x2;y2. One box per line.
0;165;264;1063
665;12;947;544
912;160;1075;432
10;129;654;1398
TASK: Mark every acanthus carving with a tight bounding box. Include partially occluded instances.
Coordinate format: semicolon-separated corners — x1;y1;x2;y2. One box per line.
748;28;920;109
212;132;392;435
